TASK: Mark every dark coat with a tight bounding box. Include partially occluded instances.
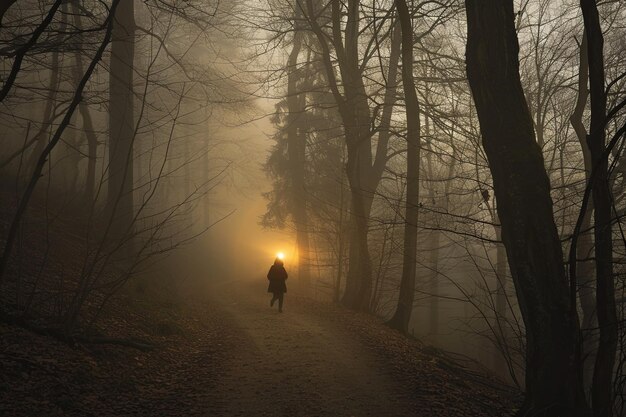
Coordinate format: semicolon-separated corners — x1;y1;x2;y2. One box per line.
267;264;288;294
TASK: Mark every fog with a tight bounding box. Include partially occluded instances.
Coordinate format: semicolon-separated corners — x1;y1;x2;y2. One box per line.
193;102;295;284
1;1;626;415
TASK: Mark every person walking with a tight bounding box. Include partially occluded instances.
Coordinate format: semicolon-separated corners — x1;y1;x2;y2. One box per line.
267;257;288;313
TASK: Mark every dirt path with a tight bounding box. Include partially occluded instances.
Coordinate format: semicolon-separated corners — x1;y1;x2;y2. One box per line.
210;280;416;417
1;278;518;416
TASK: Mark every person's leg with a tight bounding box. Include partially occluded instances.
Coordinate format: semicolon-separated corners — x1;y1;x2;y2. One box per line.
278;293;284;312
271;293;277;307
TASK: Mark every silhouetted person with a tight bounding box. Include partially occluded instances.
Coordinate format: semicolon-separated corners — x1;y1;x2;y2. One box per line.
267;258;288;312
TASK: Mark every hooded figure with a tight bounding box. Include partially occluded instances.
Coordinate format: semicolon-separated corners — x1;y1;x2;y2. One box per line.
267;258;288;312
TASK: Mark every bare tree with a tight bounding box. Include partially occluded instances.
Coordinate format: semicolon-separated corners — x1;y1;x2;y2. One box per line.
301;0;397;310
286;3;312;291
580;1;618;415
465;0;588;415
386;0;421;334
107;0;136;251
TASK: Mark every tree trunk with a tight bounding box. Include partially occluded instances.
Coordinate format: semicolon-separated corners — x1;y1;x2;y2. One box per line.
334;154;348;303
339;0;375;312
580;2;618;416
428;224;441;338
304;0;387;312
78;102;98;204
368;22;401;313
287;10;311;292
334;214;345;303
27;49;61;175
387;0;421;334
59;1;78;196
342;166;374;311
372;22;401;184
570;29;597;394
430;144;456;340
64;128;80;194
464;1;588;415
107;0;136;249
69;0;99;204
0;0;16;27
493;212;510;375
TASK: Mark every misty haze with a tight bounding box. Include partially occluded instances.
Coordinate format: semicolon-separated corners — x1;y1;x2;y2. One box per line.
1;1;626;416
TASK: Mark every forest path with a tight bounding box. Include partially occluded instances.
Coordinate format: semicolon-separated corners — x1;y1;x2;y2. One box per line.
0;275;517;416
208;279;416;417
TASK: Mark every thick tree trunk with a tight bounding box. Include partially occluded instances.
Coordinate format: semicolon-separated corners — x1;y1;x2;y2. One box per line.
334;218;345;303
342;154;374;311
304;0;391;312
334;160;348;303
343;33;401;310
580;2;618;416
107;0;136;249
333;1;375;311
493;219;507;323
464;1;588;415
339;0;376;311
493;213;511;375
386;0;421;334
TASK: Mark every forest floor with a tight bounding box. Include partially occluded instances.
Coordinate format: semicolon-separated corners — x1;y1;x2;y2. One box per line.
208;280;520;416
1;276;521;416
